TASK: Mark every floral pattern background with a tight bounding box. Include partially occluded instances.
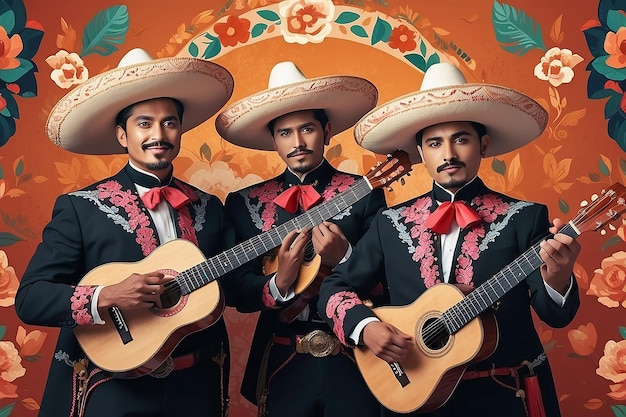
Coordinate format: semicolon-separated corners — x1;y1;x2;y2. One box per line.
1;0;625;416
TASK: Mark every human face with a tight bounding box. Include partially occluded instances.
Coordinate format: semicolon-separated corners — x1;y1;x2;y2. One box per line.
271;110;330;176
417;121;490;193
116;98;182;181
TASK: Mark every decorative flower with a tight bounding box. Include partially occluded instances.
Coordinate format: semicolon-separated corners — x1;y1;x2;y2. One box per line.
597;339;626;384
388;25;417;53
567;322;597;356
533;47;584;87
16;325;47;357
0;26;23;69
213;15;251;47
586;251;626;308
604;26;626;69
0;250;18;307
184;160;263;203
45;50;89;89
0;340;25;387
618;219;626;242
279;0;335;44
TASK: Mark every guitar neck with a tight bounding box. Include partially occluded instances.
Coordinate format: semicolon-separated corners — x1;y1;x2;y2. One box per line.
443;222;580;334
176;177;373;294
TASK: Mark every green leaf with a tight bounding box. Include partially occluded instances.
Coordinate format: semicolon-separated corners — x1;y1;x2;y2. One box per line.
14;158;22;176
81;5;129;57
583;26;609;58
491;158;506;176
0;164;3;179
607;9;626;32
608;114;626;152
0;231;22;246
0;325;5;339
619;326;626;340
350;25;368;38
602;235;624;252
0;403;14;417
257;9;280;22
492;0;545;56
592;56;626;81
187;42;199;58
426;53;441;68
201;33;221;59
251;23;268;38
420;39;427;56
2;90;18;119
0;58;32;82
200;143;211;161
599;157;610;176
610;404;626;417
0;3;15;34
620;157;626;176
4;0;26;33
371;17;391;45
17;28;43;60
558;198;569;214
0;113;16;146
404;54;426;72
335;11;360;24
589;172;601;182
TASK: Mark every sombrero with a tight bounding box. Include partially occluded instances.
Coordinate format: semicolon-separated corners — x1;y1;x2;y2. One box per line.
354;62;548;164
215;61;378;150
46;48;234;155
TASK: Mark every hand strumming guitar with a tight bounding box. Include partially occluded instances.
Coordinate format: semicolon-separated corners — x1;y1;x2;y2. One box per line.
275;228;311;296
312;221;349;268
539;217;581;295
98;271;170;310
362;321;414;364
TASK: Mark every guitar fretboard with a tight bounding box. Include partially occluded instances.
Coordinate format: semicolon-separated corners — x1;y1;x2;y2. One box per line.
443;223;580;334
174;177;373;294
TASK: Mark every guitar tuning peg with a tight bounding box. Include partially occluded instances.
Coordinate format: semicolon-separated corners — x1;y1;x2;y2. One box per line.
400;178;406;186
386;186;393;192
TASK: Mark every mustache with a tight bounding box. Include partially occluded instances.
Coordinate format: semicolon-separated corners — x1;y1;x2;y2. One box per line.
142;141;173;150
286;147;314;158
436;159;466;173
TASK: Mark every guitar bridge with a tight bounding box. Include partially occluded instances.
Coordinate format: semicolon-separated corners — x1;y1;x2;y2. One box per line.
108;306;133;344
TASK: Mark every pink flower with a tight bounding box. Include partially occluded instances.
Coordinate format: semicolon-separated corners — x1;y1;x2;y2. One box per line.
533;47;584;87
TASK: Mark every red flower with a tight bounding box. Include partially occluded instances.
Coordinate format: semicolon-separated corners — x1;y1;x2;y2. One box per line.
214;15;251;47
388;25;417;53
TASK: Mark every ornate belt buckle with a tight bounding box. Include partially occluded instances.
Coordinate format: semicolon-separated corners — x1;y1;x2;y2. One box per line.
297;330;340;357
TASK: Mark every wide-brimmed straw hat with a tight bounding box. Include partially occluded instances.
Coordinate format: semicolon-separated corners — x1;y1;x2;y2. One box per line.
46;48;234;155
215;61;378;150
354;62;548;164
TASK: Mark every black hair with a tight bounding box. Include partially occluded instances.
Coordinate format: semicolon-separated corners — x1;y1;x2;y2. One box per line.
267;109;330;137
115;97;185;131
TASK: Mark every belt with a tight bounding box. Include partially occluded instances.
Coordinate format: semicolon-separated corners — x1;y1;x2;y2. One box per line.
462;365;523;380
273;329;341;358
149;351;201;378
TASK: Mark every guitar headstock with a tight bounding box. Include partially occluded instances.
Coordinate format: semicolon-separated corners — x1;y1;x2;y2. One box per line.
365;150;412;190
572;182;626;235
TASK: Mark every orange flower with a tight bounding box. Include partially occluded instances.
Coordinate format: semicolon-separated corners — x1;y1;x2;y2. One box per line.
534;47;584;87
586;251;626;308
0;250;18;307
608;382;626;401
16;326;47;357
617;220;626;242
45;50;89;89
597;339;626;384
388;25;417;53
214;15;250;47
604;26;626;69
0;341;25;383
567;322;597;356
0;26;23;70
279;0;335;44
0;380;17;399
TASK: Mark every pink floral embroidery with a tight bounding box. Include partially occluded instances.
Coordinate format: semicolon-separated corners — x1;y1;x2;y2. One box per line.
96;181;158;255
401;197;441;287
474;194;510;223
322;173;355;200
70;286;96;325
250;181;283;231
177;205;199;246
262;280;276;308
326;291;363;345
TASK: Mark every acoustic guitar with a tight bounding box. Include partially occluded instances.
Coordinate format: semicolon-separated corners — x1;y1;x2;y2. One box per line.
354;182;626;414
74;150;411;378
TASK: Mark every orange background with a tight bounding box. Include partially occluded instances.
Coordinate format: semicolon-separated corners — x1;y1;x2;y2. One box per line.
1;1;626;417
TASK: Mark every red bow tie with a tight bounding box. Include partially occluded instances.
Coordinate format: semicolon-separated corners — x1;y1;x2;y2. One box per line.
425;201;481;234
141;186;190;210
273;185;323;213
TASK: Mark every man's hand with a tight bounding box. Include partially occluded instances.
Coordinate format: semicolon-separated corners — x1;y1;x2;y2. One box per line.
98;271;170;310
362;321;414;364
312;221;349;268
275;228;310;295
539;217;581;295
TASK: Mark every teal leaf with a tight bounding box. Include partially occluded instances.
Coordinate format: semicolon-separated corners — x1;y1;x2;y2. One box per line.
257;9;280;22
592;56;626;81
335;11;360;25
0;231;22;246
187;42;199;58
201;33;221;59
0;163;3;178
0;58;32;82
492;158;506;175
4;0;26;33
80;5;129;57
420;39;427;56
599;157;610;176
587;70;614;99
350;25;368;38
583;26;609;58
619;326;626;339
602;235;625;252
588;172;601;182
426;53;441;68
611;404;626;417
0;403;15;417
0;325;4;339
14;158;22;176
251;23;268;38
0;3;15;34
607;9;626;32
620;157;626;176
558;198;569;214
17;28;43;60
371;17;391;45
404;54;426;72
12;70;37;97
492;0;545;56
608;115;626;151
605;93;622;118
2;90;18;118
0;114;15;146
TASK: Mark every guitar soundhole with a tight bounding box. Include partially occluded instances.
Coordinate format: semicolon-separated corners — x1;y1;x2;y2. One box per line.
159;281;182;309
421;317;450;351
